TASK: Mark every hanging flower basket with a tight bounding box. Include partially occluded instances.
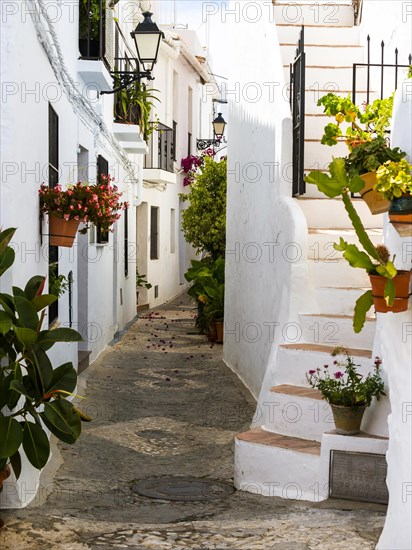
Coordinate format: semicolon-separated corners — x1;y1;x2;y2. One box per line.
49;215;80;248
359;171;390;215
369;270;411;313
389;195;412;237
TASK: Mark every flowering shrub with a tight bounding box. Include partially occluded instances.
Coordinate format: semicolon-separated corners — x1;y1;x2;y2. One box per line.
181;149;214;186
39;175;128;233
306;347;386;407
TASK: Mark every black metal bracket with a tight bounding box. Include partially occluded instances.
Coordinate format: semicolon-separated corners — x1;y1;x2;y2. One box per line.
196;138;225;151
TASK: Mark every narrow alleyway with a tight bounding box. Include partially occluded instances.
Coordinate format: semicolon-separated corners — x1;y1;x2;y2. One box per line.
1;294;385;550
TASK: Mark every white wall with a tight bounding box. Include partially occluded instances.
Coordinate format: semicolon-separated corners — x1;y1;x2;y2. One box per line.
223;5;309;398
377;79;412;550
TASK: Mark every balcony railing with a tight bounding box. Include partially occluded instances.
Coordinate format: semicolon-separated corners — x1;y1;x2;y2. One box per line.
113;58;143;125
145;123;175;173
79;0;105;59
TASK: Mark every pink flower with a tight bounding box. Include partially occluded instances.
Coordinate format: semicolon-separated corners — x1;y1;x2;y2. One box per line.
308;370;316;375
334;371;344;379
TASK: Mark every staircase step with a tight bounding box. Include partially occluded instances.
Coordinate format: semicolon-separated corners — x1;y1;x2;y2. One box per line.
277;23;360;45
258;385;333;441
280;43;363;67
274;2;355;26
296;198;384;229
273;343;373;386
313;286;371;315
308;228;383;259
284;66;370;93
299;313;376;349
308;257;371;287
235;427;323;501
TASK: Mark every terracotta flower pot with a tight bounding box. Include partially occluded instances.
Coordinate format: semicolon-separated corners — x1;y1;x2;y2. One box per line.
207;320;217;342
0;464;11;529
330;404;366;435
215;320;224;344
360;172;391;215
389;195;412;237
49;215;80;247
369;271;411;313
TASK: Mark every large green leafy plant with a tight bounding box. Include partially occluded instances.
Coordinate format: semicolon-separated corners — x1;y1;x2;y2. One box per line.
306;158;400;332
180;157;227;260
114;82;160;141
375;159;412;200
0;228;86;478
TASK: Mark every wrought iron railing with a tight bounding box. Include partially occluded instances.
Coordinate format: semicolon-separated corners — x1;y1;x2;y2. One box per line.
144;123;175;173
352;36;412;105
79;0;106;59
290;26;306;197
113;58;143;125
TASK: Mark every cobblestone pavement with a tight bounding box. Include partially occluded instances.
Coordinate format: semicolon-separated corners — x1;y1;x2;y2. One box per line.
0;294;386;549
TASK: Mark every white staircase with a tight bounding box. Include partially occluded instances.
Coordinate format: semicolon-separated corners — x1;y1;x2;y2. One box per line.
235;1;388;502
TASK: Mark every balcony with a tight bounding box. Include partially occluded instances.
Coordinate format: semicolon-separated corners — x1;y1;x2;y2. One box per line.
143;123;177;185
77;0;112;90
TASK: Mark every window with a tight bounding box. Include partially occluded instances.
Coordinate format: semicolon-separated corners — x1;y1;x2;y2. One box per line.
150;206;159;260
187;132;192;157
78;0;106;59
48;105;59;325
172;121;177;161
124;206;128;277
170;209;176;253
96;154;109;244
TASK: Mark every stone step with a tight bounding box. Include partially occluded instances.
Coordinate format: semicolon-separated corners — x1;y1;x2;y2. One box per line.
277;23;360;45
296;198;384;229
274;2;355;26
258;384;334;441
235;427;323;501
284;66;370;94
313;286;371;316
299;313;376;349
308;256;371;288
273;343;373;386
308;228;383;259
280;43;364;67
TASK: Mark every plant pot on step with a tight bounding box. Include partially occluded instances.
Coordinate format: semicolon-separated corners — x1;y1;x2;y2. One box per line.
389;195;412;237
330;404;366;435
207;320;217;342
215;320;224;344
49;215;80;247
0;465;11;529
369;270;411;313
360;172;390;215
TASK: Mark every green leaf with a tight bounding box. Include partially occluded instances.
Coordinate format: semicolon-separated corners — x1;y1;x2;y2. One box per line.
341;191;380;260
22;421;50;469
41;400;81;445
0;293;16;318
353;290;374;333
0;228;17;256
37;328;83;345
7;364;22;411
14;296;39;331
0;246;15;276
9;379;33;400
9;450;22;480
46;362;77;395
328;157;348;186
348;175;366;194
342;244;376;271
384;278;396;306
305;170;343;198
24;276;46;301
0;311;12;335
0;416;23;458
12;326;37;347
12;287;25;298
31;295;57;312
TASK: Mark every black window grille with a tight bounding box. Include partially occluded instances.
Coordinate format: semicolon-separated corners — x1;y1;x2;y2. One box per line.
79;0;106;59
96;155;109;244
145;123;175;173
48;104;59;324
150;207;159;260
173;121;178;161
124;206;129;277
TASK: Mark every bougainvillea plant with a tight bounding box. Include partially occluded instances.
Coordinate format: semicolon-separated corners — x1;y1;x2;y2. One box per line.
181;149;215;186
39;175;128;233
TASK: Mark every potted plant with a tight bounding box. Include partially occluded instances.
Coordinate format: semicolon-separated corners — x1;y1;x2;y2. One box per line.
39;182;91;247
136;270;152;306
49;262;70;298
306;158;412;332
317;93;406;214
306;348;386;435
86;174;129;233
204;281;225;344
375;159;412;236
0;228;89;523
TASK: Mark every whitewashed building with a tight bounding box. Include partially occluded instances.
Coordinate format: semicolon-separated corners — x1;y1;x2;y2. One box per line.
222;1;412;548
0;0;214;508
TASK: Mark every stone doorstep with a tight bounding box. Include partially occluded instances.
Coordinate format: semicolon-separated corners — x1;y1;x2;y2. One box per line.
236;427;321;456
279;343;373;358
270;384;323;400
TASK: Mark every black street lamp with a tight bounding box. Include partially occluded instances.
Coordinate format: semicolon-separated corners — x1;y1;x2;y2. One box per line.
101;11;164;94
197;113;227;151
